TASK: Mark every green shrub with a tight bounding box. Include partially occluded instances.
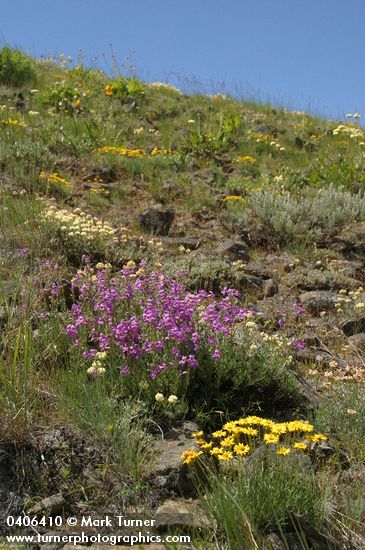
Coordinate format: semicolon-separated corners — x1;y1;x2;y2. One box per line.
104;75;145;102
0;46;36;87
183;110;240;157
42;82;82;113
186;339;303;427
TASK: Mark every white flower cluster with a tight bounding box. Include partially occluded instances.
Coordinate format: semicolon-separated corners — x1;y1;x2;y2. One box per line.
333;124;364;139
87;351;107;378
147;82;182;94
42;205;116;242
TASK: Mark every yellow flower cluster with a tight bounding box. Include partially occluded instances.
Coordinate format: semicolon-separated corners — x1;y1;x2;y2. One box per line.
1;118;26;128
151;146;173;156
105;84;115;97
40;171;73;188
41;204;116;242
182;416;327;464
249;132;285;151
40;172;109;196
96;146;173;158
84;176;110;195
233;155;257;164
221;195;245;202
97;146;146;158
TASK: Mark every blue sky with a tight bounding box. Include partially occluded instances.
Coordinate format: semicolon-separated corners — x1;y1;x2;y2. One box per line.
1;0;364;121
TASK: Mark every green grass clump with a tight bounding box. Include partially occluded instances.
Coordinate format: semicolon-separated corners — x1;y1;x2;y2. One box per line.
199;449;329;549
0;46;37;87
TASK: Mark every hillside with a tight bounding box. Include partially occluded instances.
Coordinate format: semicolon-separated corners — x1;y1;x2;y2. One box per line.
1;48;365;549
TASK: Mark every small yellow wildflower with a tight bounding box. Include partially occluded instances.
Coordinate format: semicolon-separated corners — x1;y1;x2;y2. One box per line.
217;450;234;461
241;427;259;437
181;449;203;464
306;434;327;443
234;443;250;456
264;433;280;445
105;84;114;96
212;430;227;439
234;155;257;164
276;447;291;456
223;421;239;432
293;442;307;450
220;436;235;448
221;195;244;202
210;447;223;456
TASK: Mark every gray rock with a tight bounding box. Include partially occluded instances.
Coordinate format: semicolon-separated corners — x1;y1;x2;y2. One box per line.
262;532;286;550
334;223;365;258
341;317;365;336
295;348;337;365
139;208;175;236
28;493;65;516
245;261;273;279
164;236;200;250
341;466;365;486
154;499;210;532
301;333;321;348
294;136;304;149
299;291;337;316
348;332;365;351
265;253;298;273
38;531;66;550
328;259;364;280
151;422;203;496
263;279;278;298
215;238;250;261
310;441;350;469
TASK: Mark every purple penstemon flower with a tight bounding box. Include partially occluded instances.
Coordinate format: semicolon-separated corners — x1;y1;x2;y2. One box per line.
65;267;248;380
293;301;305;316
291;339;306;350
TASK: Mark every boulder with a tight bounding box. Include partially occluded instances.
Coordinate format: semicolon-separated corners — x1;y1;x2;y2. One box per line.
299;291;337;316
341;317;365;336
150;422;202;496
263;279;278;298
139;208;175;236
154;499;210;532
262;532;286;550
348;332;365;351
28;493;66;516
164;236;200;250
334;223;365;258
215;238;250;261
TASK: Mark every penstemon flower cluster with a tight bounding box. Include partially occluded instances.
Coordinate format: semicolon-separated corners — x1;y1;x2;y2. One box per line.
65;260;248;381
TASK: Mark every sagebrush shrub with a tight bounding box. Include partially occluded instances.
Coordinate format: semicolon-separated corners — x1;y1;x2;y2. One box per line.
232;184;365;245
